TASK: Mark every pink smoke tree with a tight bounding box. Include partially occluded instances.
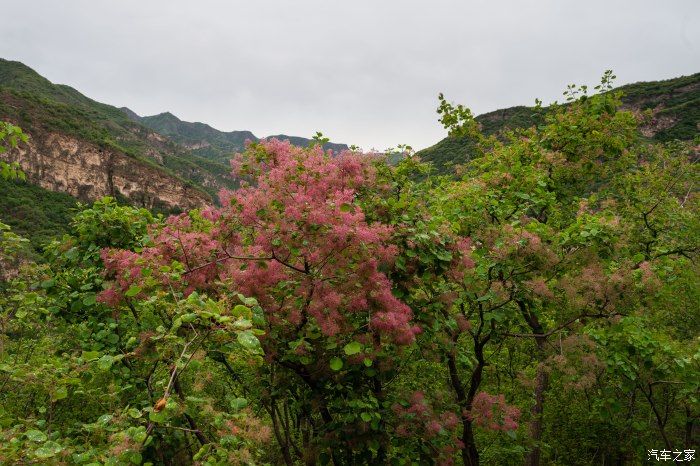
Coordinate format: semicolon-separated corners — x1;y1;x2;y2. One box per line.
101;139;424;463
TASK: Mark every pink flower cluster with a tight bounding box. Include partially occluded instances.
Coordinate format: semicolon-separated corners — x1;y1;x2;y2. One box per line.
392;392;462;465
467;391;520;432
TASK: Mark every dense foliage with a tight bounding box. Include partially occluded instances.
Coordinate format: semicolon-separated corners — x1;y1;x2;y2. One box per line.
0;73;698;465
0;176;78;248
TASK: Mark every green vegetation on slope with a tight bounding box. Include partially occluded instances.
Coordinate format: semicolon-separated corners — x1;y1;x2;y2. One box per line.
418;72;699;173
0;59;236;201
130;109;349;164
0;177;77;247
136;111;255;162
615;72;700;141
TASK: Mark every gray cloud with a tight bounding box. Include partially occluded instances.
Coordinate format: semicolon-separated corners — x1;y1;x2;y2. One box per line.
1;0;698;150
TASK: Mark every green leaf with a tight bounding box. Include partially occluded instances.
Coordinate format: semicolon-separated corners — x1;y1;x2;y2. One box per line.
64;248;79;261
230;397;248;411
360;412;372;422
232;304;249;315
52;386;68;401
125;285;142;297
82;293;97;306
180;313;197;323
435;250;453;262
233;318;252;330
149;410;167;423
40;279;55;289
237;331;260;351
128;452;143;465
34;441;63;458
330;357;343;371
81;350;100;361
26;430;47;442
97;355;114;371
194;444;212;461
343;341;362;355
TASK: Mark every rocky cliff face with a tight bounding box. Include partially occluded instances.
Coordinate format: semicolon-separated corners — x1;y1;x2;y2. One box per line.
1;131;211;211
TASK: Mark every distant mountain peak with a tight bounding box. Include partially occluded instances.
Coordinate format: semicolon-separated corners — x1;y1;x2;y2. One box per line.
120;108;348;162
154;111;178;119
119;107;141;122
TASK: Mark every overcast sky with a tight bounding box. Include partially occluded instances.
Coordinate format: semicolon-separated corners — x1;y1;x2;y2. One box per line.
1;0;698;150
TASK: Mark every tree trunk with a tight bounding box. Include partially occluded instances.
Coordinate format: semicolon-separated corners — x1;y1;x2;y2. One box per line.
685;406;695;449
461;420;480;466
447;328;490;466
525;342;548;466
449;351;480;466
518;300;548;466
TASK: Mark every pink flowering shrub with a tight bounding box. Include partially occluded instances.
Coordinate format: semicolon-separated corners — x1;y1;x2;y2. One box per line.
101;139;419;348
392;392;462;465
97;139;428;460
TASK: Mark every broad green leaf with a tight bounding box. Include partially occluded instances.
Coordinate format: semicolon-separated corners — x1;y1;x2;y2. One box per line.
34;441;63;458
82;293;97;306
232;304;250;315
344;341;362;355
52;386;68;401
97;355;114;371
230;397;248;411
149;410;167;423
180;313;197;323
81;350;100;361
125;285;142;297
237;331;260;351
330;357;343;371
128;452;143;465
26;430;47;442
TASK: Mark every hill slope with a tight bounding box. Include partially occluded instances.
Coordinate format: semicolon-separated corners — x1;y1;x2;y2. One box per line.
417;73;700;173
126;109;348;163
0;59;237;205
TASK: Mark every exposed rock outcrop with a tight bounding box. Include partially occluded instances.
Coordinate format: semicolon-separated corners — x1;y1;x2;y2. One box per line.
1;131;211;211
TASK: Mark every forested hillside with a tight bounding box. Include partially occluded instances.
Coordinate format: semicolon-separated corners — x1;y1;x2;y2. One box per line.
127;110;348;164
418;72;699;173
0;71;698;466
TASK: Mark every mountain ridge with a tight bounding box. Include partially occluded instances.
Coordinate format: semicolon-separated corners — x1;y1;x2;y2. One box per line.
122;108;348;163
